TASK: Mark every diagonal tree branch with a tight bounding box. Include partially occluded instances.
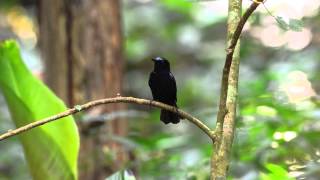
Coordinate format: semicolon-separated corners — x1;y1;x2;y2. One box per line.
0;96;215;141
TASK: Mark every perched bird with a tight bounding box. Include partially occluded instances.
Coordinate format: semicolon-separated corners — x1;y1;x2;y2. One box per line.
149;57;180;124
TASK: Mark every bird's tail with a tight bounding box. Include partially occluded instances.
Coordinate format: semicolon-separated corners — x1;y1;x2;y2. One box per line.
160;106;180;124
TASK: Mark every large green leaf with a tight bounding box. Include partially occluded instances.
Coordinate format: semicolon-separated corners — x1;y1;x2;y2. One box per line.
0;40;79;180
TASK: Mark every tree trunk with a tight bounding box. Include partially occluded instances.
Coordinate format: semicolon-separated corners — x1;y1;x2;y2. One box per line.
38;0;69;104
211;0;241;179
79;0;127;179
38;0;127;179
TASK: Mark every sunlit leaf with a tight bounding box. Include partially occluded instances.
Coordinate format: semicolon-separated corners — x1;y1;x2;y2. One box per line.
256;105;277;117
156;135;186;150
275;17;304;32
288;19;304;32
160;0;193;14
276;16;289;31
0;40;79;180
260;164;294;180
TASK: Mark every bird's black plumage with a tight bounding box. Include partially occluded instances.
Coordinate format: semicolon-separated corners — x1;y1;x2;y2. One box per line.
149;57;180;124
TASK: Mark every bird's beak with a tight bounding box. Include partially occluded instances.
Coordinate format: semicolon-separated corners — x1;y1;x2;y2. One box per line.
151;58;156;62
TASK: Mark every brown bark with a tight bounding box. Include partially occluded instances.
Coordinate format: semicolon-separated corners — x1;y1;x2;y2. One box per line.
38;0;69;103
79;0;127;179
38;0;127;179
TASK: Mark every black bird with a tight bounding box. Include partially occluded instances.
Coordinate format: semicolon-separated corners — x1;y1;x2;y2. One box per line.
149;57;180;124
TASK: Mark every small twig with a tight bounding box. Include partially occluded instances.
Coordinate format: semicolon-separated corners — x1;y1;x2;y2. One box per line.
0;97;215;141
261;1;275;19
261;1;287;28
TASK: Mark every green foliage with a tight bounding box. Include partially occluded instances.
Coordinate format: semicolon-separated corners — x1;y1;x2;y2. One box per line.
0;40;79;180
1;0;319;179
288;19;304;32
275;16;289;30
236;60;320;178
276;16;304;32
260;164;294;180
0;0;19;10
160;0;193;14
122;0;320;178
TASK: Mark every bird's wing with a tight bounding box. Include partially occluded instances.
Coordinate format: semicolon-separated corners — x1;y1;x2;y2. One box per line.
148;72;154;88
169;72;177;102
149;71;177;104
148;72;160;101
157;72;177;104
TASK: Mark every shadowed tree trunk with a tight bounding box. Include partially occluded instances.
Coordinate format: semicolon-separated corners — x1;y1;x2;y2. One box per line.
38;0;127;179
79;0;128;179
38;0;69;104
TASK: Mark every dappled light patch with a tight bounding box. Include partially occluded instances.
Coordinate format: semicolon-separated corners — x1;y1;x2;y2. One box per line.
280;71;316;103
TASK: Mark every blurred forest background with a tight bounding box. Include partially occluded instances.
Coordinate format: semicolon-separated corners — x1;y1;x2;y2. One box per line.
0;0;320;179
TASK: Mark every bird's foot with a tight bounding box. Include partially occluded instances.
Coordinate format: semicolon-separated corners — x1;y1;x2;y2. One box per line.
174;107;182;119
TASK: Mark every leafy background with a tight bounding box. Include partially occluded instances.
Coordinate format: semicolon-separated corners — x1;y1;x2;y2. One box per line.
0;0;320;179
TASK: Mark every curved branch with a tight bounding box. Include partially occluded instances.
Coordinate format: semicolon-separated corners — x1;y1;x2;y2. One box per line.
0;97;215;141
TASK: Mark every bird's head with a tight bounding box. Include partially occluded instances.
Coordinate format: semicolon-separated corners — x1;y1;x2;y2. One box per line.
152;57;170;72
